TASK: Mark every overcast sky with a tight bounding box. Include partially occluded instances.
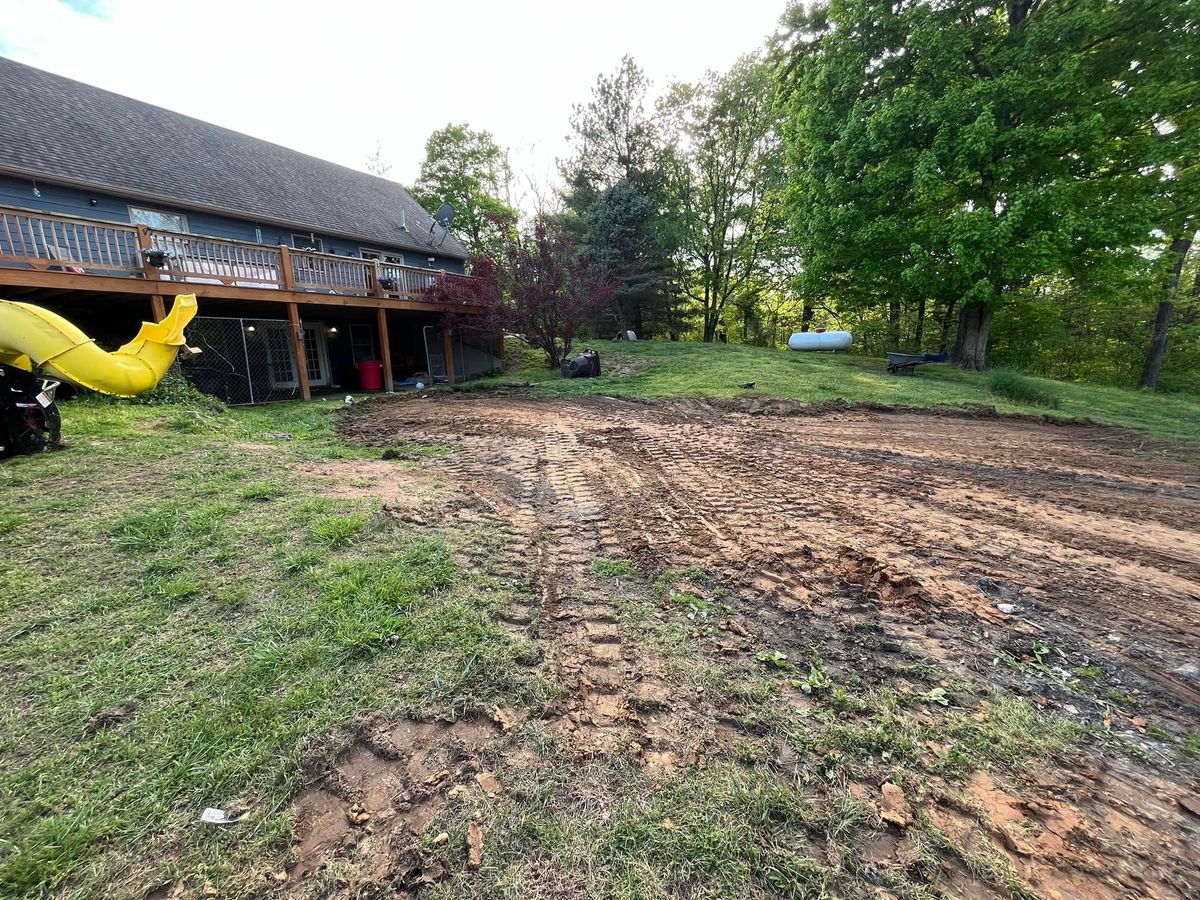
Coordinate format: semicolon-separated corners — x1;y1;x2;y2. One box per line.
3;0;788;205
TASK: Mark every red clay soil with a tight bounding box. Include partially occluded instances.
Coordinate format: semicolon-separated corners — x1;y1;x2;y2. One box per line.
291;394;1200;898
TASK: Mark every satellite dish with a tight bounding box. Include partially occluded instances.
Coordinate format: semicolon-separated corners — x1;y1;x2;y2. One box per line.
429;202;456;248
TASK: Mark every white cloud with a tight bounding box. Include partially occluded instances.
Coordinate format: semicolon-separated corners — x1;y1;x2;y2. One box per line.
3;0;786;204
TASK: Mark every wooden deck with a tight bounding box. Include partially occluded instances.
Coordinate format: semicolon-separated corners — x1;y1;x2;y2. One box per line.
0;204;482;397
0;204;480;314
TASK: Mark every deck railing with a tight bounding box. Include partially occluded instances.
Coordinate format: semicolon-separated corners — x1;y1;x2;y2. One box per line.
0;204;475;302
0;207;142;277
150;232;285;289
290;250;372;294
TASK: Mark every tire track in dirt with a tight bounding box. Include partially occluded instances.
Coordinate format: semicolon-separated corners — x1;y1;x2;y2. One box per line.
286;394;1200;898
343;394;1200;723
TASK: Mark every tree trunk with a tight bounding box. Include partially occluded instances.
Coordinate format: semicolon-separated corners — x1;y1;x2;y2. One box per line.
1139;233;1193;390
800;300;814;333
938;299;957;353
887;300;901;350
953;303;993;371
914;298;927;351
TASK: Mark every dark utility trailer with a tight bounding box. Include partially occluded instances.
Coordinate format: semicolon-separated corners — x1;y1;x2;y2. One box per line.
886;351;949;375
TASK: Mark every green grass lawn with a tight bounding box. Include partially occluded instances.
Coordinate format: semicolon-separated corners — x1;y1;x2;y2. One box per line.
0;398;543;898
2;347;1195;898
468;341;1200;445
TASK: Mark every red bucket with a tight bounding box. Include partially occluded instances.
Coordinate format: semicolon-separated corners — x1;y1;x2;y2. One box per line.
357;359;384;392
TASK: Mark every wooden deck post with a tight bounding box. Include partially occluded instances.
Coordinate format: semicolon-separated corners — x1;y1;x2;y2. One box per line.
278;244;295;291
371;260;387;298
376;307;394;392
287;302;311;400
135;224;167;322
443;326;457;385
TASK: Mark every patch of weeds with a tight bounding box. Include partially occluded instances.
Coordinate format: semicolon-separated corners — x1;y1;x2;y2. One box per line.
111;501;232;554
673;592;711;622
757;649;793;671
826;688;867;713
238;480;286;502
679;565;710;583
1106;687;1137;708
941;695;1081;775
1143;722;1174;743
309;514;366;547
1072;665;1102;680
380;440;453;459
144;573;204;606
917;686;950;707
916;814;1039;900
591;557;636;578
0;511;21;535
824;709;922;768
988;369;1061;409
1181;733;1200;760
126;368;228;413
604;764;829;899
283;548;327;575
790;662;833;696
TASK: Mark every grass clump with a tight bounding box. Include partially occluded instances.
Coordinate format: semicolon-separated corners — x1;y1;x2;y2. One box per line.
591;556;636;578
941;694;1082;774
124;367;227;414
988;369;1061;408
309;513;366;547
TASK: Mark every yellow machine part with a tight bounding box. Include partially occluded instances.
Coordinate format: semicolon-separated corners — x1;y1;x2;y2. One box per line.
0;294;199;397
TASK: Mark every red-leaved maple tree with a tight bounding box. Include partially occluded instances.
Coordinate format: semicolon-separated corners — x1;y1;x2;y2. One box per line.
433;215;615;368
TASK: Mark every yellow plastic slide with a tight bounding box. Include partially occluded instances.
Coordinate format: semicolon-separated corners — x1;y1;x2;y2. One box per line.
0;294;199;397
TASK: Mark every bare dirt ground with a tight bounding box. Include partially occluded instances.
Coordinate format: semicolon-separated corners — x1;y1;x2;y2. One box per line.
289;394;1200;899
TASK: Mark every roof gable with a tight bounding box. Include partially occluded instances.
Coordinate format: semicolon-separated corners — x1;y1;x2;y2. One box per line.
0;57;468;259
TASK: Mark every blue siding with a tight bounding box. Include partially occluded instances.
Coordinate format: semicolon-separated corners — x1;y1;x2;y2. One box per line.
0;174;466;274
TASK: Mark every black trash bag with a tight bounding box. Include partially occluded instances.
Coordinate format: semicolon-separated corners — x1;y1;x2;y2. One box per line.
560;349;601;379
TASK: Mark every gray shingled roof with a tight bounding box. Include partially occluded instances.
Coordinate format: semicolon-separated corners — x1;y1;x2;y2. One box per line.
0;57;469;259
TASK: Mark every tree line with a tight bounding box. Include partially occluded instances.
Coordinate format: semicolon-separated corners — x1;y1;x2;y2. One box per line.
410;0;1198;390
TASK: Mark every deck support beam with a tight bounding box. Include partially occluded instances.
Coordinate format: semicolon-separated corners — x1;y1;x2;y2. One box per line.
443;327;456;385
287;302;311;401
377;307;394;392
150;294;166;323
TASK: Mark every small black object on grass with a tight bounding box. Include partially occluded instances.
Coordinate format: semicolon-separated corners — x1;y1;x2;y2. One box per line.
739;382;756;390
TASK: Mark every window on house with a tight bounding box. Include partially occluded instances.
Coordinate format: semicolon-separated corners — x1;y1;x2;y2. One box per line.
361;248;404;265
129;206;188;233
291;233;323;252
349;323;376;362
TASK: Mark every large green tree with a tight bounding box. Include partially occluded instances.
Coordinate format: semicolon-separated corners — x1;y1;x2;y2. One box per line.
562;56;679;337
560;55;662;213
411;124;517;261
661;55;788;343
781;0;1194;371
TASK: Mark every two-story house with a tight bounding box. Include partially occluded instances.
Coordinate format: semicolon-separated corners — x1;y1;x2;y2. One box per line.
0;57;495;403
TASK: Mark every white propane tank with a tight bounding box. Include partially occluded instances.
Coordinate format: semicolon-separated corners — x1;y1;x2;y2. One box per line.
788;330;853;351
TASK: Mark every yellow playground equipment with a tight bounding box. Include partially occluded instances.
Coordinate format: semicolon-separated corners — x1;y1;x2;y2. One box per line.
0;294;199;456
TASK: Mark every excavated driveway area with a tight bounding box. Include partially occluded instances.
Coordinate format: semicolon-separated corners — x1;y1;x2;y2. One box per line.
301;393;1200;898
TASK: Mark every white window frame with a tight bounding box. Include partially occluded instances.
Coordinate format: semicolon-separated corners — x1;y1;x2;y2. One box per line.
129;206;188;233
291;232;324;252
360;247;405;265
